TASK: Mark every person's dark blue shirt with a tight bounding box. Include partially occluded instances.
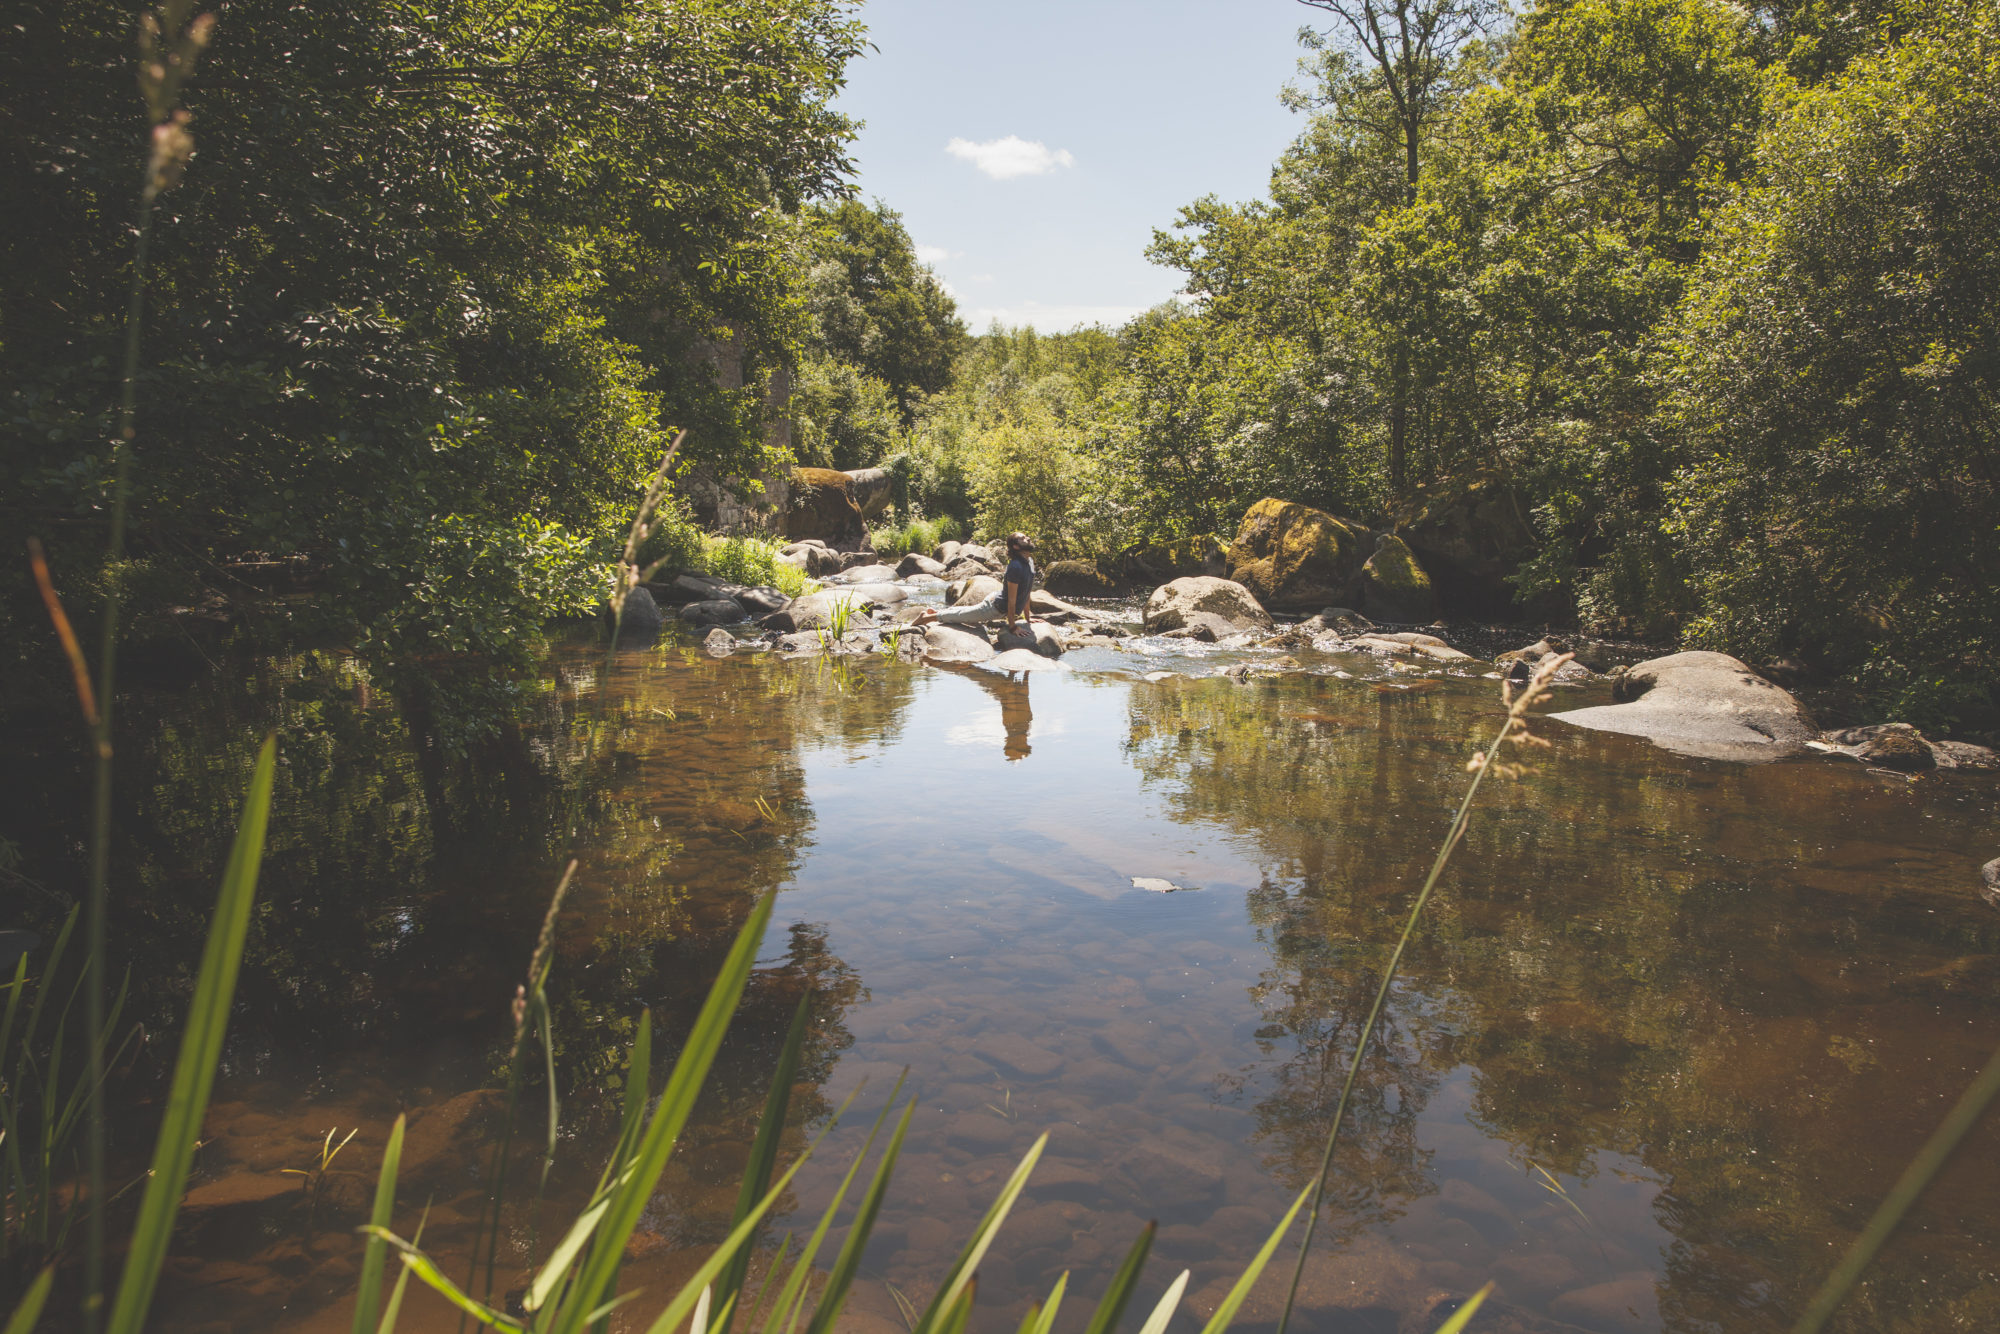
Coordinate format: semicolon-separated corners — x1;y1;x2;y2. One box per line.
1003;555;1035;615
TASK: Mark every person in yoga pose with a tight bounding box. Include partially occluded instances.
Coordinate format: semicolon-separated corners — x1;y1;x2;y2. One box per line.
908;531;1037;631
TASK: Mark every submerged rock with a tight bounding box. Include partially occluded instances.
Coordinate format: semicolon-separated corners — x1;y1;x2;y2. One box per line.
1552;651;1815;761
1980;857;1999;908
1354;631;1474;662
1144;576;1271;632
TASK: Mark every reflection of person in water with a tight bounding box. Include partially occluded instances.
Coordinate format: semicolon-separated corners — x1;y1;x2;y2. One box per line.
994;675;1033;761
938;662;1036;760
908;532;1038;631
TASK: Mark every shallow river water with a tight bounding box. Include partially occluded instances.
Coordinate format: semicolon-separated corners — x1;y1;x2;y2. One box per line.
6;619;1998;1334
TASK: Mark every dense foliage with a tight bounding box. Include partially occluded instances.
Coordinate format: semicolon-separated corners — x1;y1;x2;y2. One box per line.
912;0;1997;727
1;0;864;702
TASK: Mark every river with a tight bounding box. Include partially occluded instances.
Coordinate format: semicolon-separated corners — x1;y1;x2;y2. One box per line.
4;619;1996;1334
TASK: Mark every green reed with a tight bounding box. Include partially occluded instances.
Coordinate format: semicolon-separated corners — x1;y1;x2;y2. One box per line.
0;909;139;1280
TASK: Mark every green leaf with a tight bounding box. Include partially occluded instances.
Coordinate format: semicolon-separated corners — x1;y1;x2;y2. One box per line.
718;991;816;1334
1079;1222;1155;1334
1197;1182;1311;1334
801;1097;917;1334
1134;1270;1189;1334
550;891;778;1334
105;735;278;1334
4;1267;54;1334
1429;1283;1494;1334
354;1113;407;1334
913;1133;1047;1334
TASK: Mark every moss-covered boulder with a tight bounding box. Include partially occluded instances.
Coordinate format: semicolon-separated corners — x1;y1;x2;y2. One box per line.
1118;534;1229;583
784;467;866;549
1359;535;1437;623
1226;498;1372;609
1042;559;1121;597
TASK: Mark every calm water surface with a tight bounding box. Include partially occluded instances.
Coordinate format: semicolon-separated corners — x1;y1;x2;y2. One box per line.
6;625;1996;1334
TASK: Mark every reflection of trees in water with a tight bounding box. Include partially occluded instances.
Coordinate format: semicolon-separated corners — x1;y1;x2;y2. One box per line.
1124;673;2000;1331
0;634;909;1143
1223;872;1444;1244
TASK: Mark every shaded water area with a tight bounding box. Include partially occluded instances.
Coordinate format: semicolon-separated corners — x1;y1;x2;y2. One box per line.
4;625;1998;1333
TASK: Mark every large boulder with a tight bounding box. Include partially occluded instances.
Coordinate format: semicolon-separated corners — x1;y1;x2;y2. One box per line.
922;623;995;663
784;467;868;549
843;467;896;519
1144;577;1271;633
1394;472;1545;618
996;623;1065;658
933;540;962;565
679;599;747;626
1552;651;1817;761
760;590;872;634
658;572;743;605
1042;559;1120;597
615;587;663;635
896;552;947;578
951;575;1003;607
942;555;999;582
1358;534;1437;623
733;586;790;617
824;563;900;586
1118;535;1228;583
1226;499;1372;610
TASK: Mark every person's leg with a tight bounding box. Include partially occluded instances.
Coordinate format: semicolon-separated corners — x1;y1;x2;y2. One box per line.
933;591;1005;626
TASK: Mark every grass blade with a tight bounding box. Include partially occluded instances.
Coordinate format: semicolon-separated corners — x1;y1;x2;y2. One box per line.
718;992;815;1334
1134;1270;1189;1334
933;1282;975;1334
1080;1221;1155;1334
1198;1183;1311;1334
550;891;777;1334
105;735;277;1334
353;1114;407;1334
802;1096;918;1334
636;1148;820;1334
1429;1283;1493;1334
374;1206;429;1334
1021;1272;1065;1334
5;1267;54;1334
913;1133;1046;1334
1791;1041;2000;1333
762;1076;906;1334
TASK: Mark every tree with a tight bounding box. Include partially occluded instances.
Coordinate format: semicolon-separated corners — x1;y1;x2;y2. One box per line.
1297;0;1500;203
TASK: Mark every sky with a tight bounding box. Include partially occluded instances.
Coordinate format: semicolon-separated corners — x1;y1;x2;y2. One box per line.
833;0;1321;332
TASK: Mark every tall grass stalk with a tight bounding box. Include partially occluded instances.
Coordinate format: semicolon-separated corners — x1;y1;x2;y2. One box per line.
57;8;216;1327
1789;1041;2000;1333
1273;654;1573;1334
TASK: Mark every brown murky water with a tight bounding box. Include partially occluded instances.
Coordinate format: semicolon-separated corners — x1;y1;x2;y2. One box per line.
4;625;1997;1334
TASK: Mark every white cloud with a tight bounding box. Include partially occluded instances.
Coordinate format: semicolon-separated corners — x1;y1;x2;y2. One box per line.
914;244;956;265
945;135;1077;181
967;301;1148;332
